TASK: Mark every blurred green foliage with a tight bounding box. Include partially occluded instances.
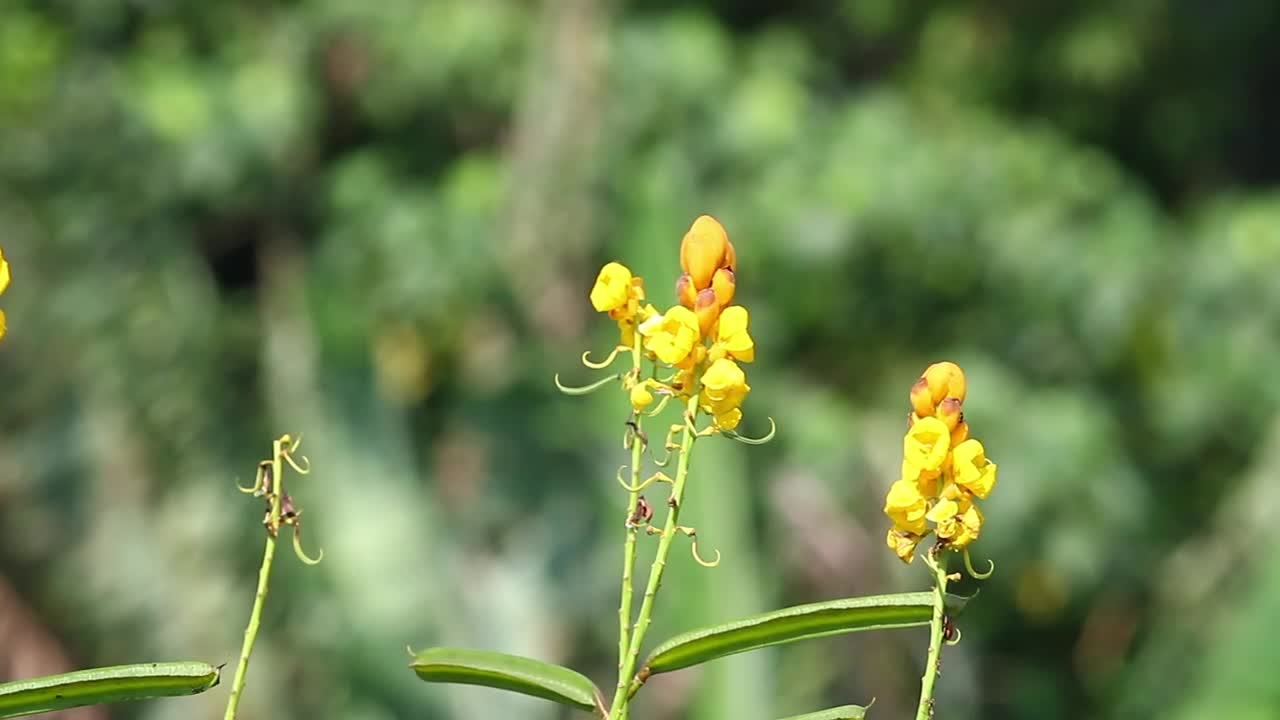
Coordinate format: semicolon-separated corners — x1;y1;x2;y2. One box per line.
1;1;1280;719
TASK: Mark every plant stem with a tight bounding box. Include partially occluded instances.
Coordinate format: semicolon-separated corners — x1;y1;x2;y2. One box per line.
223;440;285;720
614;339;645;719
915;549;950;720
608;395;699;720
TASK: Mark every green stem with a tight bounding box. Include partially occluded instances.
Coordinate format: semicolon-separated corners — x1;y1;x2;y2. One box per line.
914;549;950;720
223;440;285;720
614;339;645;719
608;395;699;720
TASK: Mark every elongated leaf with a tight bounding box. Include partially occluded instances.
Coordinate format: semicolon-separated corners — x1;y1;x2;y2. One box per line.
0;662;220;718
411;647;603;714
778;705;868;720
643;591;968;676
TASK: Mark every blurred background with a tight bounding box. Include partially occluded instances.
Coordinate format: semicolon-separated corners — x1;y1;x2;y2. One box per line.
2;0;1279;718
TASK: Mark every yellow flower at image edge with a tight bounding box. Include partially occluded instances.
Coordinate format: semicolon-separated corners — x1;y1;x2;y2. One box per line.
590;262;633;313
640;306;700;365
0;245;9;341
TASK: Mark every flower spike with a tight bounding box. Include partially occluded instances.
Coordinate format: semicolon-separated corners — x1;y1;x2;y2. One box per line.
582;345;626;370
723;416;777;445
554;372;620;395
963;548;995;580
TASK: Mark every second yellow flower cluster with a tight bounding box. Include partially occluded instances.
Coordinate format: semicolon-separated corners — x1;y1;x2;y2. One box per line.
884;362;998;563
588;216;754;431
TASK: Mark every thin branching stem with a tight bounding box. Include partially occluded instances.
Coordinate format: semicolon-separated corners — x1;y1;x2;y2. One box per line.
614;336;645;720
915;549;950;720
608;394;699;719
223;438;285;720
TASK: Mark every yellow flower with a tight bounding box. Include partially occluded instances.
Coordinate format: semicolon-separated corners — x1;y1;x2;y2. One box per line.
710;305;754;363
952;439;997;499
700;358;750;429
884;479;929;535
901;459;940;497
886;528;924;564
680;215;734;289
590;262;633;312
640;306;699;365
903;416;950;473
618;303;658;348
934;503;982;548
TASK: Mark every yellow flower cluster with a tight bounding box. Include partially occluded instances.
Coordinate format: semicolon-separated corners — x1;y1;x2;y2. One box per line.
885;362;998;564
588;216;754;431
0;244;10;341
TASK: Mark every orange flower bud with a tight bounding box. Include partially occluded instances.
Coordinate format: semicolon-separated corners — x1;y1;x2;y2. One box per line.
711;267;735;308
923;361;966;404
950;421;969;446
936;397;963;430
694;288;720;336
910;377;934;417
724;239;737;273
680;215;730;289
675;273;697;309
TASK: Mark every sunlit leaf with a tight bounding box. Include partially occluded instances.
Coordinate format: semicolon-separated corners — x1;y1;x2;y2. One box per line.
411;647;603;714
642;592;968;676
0;662;220;718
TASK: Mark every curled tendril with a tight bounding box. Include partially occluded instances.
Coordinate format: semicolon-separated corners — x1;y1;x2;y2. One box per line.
945;626;964;646
691;538;721;568
643;394;672;417
284;451;311;476
963;548;995;580
291;521;324;565
677;526;721;568
617;469;672;493
554;373;620;396
237;463;268;494
581;345;626;370
723;416;777;445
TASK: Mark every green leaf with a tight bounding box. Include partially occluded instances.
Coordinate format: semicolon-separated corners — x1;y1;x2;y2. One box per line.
411;647;603;714
0;662;221;718
778;705;869;720
643;592;968;676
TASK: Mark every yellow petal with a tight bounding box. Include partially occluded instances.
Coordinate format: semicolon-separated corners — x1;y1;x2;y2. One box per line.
903;416;951;472
590;262;633;312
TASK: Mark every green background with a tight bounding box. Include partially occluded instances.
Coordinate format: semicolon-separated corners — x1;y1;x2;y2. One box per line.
2;1;1278;718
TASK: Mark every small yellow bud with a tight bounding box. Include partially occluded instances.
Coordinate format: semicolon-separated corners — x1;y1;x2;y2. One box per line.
936;397;963;430
923;361;967;405
675;273;697;309
694;288;720;336
910;377;935;417
711;267;736;308
630;381;655;411
680;215;731;290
